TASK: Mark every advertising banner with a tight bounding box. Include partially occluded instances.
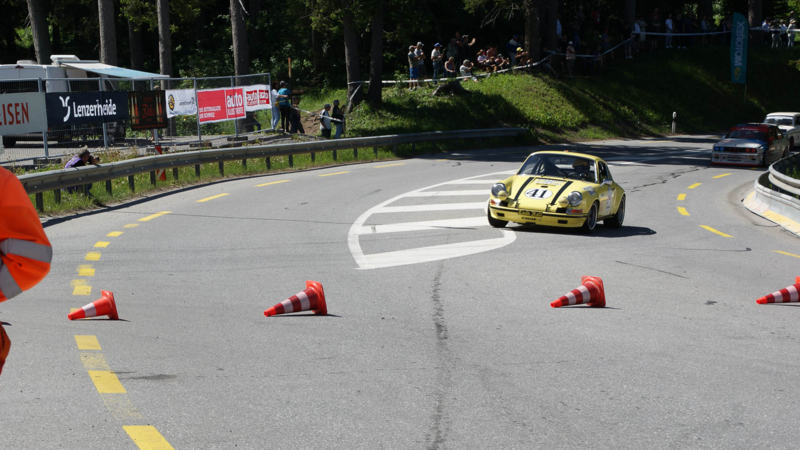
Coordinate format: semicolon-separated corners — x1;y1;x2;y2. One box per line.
129;91;168;130
0;92;47;135
243;84;270;112
45;91;129;126
730;12;748;84
197;88;245;124
165;89;198;118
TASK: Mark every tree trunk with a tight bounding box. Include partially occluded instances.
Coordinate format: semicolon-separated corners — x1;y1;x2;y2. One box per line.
547;0;558;51
128;20;144;71
156;0;173;136
367;0;385;107
249;0;261;54
525;0;541;62
26;0;51;64
97;0;118;65
624;0;636;31
230;0;252;132
342;0;363;113
748;0;762;28
312;29;321;73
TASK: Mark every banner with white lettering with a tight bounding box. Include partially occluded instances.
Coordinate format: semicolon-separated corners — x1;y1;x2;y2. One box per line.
165;89;198;118
243;84;270;112
197;88;245;124
0;92;47;135
730;12;748;84
45;92;129;126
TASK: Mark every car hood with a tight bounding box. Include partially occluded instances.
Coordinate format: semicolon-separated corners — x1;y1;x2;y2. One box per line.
716;139;766;148
510;176;596;209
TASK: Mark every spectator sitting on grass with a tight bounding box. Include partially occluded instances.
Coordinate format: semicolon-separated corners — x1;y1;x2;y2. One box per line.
515;47;530;67
445;57;457;78
460;59;477;81
507;34;519;66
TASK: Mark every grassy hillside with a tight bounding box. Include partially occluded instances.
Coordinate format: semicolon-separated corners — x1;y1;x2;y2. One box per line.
299;45;800;143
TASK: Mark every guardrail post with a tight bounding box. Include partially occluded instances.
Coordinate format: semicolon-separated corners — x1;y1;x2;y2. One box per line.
128;175;135;193
105;180;112;195
333;150;338;161
354;148;358;159
35;193;44;212
219;161;225;176
266;157;271;170
54;189;61;204
289;155;294;167
83;184;90;196
242;159;247;169
311;152;315;163
173;168;178;180
150;171;156;186
195;164;201;177
374;147;378;157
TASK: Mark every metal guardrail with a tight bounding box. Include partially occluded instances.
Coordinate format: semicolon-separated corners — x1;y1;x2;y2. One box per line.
768;152;800;197
18;128;527;210
744;153;800;238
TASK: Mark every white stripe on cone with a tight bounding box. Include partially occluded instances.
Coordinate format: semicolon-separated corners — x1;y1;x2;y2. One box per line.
578;285;590;302
83;303;97;318
281;298;294;313
788;285;799;302
297;291;310;310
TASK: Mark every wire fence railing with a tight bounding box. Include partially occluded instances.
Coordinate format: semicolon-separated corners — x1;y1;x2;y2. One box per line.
0;72;272;165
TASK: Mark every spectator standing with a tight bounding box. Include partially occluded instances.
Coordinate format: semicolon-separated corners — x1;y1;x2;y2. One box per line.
556;15;563;40
651;9;661;50
277;81;291;131
633;21;641;53
431;43;444;82
446;38;459;66
487;44;497;58
319;104;332;138
444;57;457;78
415;42;428;82
674;13;685;49
789;20;796;48
622;22;634;59
270;85;281;130
700;16;709;46
459;34;476;64
576;6;586;27
781;20;789;47
685;13;695;47
331;99;344;139
407;45;419;90
288;97;304;134
565;41;575;78
772;21;781;48
636;16;647;51
507;34;519;66
601;28;613;61
665;13;673;48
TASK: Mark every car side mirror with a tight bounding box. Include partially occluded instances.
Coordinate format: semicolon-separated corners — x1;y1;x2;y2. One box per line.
602;179;613;186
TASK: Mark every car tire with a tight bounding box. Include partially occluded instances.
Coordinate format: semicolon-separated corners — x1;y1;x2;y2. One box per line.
487;208;508;228
604;196;625;228
790;138;795;151
581;203;598;233
762;151;770;168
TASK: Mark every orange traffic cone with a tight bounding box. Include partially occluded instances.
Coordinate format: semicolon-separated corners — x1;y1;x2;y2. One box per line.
551;276;606;308
68;290;119;320
264;281;327;317
756;277;800;304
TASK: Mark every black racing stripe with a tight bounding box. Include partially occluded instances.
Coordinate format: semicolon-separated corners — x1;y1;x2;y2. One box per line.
549;181;573;206
512;177;536;202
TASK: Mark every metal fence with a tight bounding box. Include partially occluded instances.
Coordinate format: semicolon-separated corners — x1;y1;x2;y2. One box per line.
0;72;271;165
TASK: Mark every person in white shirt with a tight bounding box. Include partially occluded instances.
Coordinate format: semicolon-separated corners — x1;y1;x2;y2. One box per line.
319;104;332;139
431;43;444;82
665;14;673;48
270;87;281;130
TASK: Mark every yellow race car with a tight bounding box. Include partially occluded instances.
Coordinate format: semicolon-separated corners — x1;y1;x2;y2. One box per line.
488;151;625;232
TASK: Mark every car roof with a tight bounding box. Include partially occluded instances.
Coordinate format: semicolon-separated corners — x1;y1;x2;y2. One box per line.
731;123;771;131
766;112;800;116
529;151;603;162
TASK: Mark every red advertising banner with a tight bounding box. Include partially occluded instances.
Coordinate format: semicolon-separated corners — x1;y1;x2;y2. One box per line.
244;84;270;112
197;88;245;124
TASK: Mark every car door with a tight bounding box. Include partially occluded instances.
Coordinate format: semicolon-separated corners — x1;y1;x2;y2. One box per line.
766;127;777;163
596;162;615;217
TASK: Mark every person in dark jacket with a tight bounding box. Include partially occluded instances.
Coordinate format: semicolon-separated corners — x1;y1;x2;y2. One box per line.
332;100;345;138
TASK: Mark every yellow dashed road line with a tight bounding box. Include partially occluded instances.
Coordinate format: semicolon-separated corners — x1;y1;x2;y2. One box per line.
713;173;731;179
773;250;800;259
85;252;101;261
94;241;110;248
75;335;102;350
255;179;290;187
197;193;229;203
677;194;686;201
374;163;405;168
138;211;171;222
319;171;349;177
124;426;175;450
88;370;126;394
77;265;95;276
72;285;92;296
124;224;139;228
107;231;123;237
677;207;690;216
688;183;702;189
700;225;733;238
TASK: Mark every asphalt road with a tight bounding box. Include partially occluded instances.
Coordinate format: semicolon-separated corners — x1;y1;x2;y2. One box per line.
3;136;800;450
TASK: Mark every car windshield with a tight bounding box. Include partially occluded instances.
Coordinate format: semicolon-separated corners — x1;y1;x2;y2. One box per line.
517;154;597;183
725;128;767;141
764;116;793;126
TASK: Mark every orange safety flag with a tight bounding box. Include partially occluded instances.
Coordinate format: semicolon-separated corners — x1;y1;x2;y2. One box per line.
0;166;52;303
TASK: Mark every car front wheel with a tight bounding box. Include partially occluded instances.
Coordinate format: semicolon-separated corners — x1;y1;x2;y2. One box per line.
488;208;508;228
604;196;625;228
581;203;598;233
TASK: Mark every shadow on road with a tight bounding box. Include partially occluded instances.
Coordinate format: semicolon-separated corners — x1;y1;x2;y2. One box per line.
510;224;656;238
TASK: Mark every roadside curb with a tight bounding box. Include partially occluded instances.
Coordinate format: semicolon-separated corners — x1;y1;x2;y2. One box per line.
744;172;800;238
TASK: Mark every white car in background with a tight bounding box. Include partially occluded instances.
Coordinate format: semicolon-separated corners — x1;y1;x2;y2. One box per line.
764;112;800;150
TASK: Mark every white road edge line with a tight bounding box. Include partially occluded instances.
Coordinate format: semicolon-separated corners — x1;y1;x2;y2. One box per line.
348;170;516;270
375;202;487;213
356;216;488;235
402;190;489;197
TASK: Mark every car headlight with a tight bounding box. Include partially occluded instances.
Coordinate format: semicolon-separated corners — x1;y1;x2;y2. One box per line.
491;183;508;198
567;191;582;207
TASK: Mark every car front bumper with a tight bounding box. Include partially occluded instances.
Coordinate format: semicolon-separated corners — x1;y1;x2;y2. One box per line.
711;151;763;166
489;204;587;227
